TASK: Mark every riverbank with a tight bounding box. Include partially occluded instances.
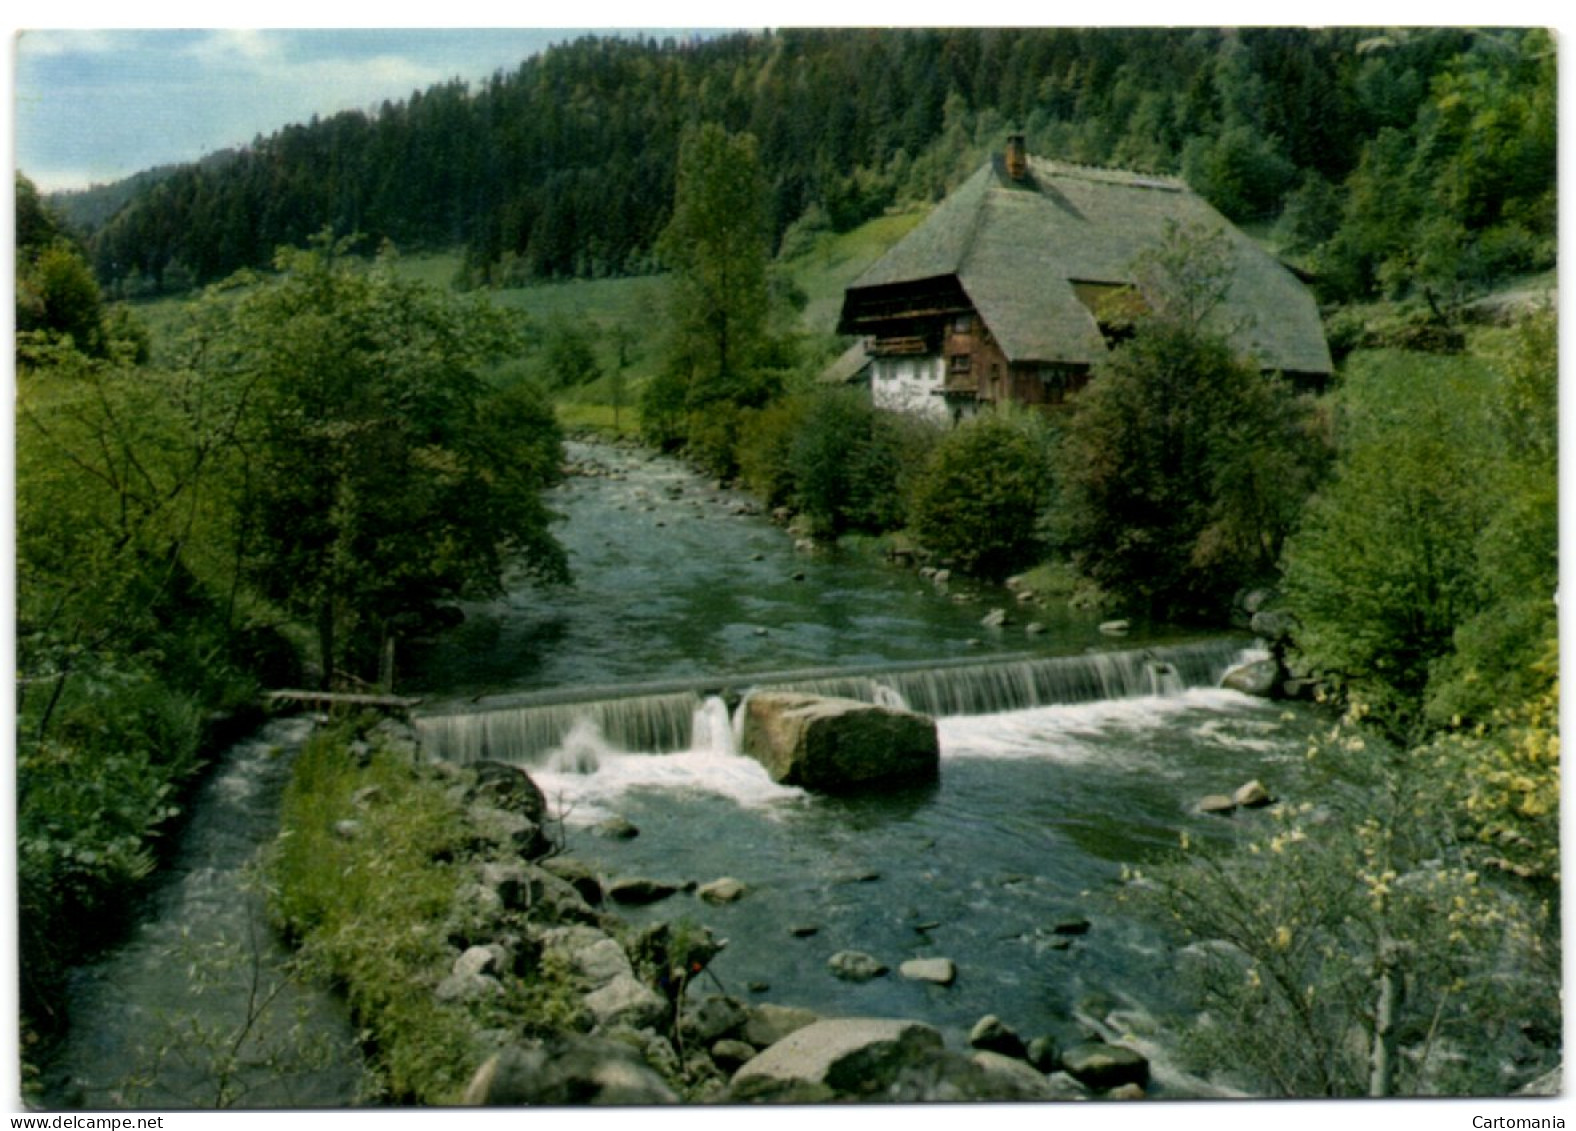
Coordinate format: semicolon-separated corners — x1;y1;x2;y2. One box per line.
267;712;1194;1103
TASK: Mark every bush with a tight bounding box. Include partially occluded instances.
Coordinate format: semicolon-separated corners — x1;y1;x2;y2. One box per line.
1129;706;1558;1097
909;407;1054;579
1052;316;1324;621
737;395;813;507
15;669;208;1028
1283;318;1554;734
788;390;931;538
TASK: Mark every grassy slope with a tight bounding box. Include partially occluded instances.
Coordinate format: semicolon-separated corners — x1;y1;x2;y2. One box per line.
381;209;927;433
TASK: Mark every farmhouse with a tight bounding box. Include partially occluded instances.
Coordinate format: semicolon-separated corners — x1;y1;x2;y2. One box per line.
834;137;1333;423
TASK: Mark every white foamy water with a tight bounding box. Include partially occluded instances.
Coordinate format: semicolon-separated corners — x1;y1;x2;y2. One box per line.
533;703;805;824
937;686;1268;766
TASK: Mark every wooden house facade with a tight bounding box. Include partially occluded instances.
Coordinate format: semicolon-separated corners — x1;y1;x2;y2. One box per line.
834;138;1333;423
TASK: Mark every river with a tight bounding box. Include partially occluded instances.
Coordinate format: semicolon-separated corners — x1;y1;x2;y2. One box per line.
38;438;1323;1106
406;440;1326;1085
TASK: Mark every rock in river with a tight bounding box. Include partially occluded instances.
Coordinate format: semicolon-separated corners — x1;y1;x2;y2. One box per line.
828;950;888;981
739;692;939;792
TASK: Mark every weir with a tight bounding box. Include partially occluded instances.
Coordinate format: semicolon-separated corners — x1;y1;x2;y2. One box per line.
413;638;1253;766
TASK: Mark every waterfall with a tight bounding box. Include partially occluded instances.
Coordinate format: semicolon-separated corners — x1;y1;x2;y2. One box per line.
413;639;1248;766
691;696;737;758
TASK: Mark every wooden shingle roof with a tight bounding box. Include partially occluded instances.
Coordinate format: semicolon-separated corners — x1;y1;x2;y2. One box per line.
840;154;1332;376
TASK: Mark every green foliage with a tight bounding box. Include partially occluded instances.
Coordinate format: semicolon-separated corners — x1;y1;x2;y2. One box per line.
82;28;1532;298
540;315;602;389
1313;30;1555;303
268;723;483;1102
658;123;771;392
736;395;814;506
909;407;1054;580
787;390;932;538
1052;226;1326;620
186;236;568;685
1282;313;1554;734
268;722;587;1103
1130;706;1558;1097
1181;124;1297;222
642;123;795;468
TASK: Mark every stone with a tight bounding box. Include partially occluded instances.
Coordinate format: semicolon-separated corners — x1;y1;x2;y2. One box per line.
969;1051;1058;1099
572;937;636;988
739;692;939;792
583;973;668;1031
1250;608;1298;645
436;969;503;1003
743;1004;820;1050
470;803;546;857
1060;1042;1151;1091
538;856;604;905
1025;622;1046;635
969;1015;1028;1060
729;1018;944;1099
711;1039;757;1074
899;957;957;985
1516;1067;1562;1096
698;877;748;904
1045;1071;1092;1099
521;863;600;923
1198;794;1237;816
981;608;1009;628
470;760;548;823
1099;619;1130;636
680;995;750;1045
828;950;888;981
607;877;680;905
1026;1035;1060;1073
332;819;360;840
453;945;502;979
1233;779;1274;808
593;816;640;840
461;1037;678;1105
1222;659;1282;697
1106;1082;1147;1099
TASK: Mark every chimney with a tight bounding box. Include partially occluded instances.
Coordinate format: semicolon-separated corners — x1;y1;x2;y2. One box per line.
1005;134;1027;181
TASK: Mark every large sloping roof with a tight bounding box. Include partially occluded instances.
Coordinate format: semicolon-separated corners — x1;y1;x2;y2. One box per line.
842;155;1332;375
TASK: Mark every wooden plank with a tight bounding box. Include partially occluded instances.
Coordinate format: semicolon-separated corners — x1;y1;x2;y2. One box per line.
264;689;424;709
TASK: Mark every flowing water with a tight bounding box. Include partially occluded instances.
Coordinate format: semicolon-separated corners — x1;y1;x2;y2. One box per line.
38;720;365;1109
39;438;1321;1106
404;441;1327;1082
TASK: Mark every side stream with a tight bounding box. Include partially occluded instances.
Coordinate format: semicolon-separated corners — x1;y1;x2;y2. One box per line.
37;719;366;1110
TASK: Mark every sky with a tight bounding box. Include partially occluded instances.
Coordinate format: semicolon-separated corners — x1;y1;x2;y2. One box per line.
11;27;720;192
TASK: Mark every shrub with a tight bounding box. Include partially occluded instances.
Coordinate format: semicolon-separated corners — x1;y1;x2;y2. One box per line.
909;407;1054;579
1129;706;1558;1097
788;390;928;538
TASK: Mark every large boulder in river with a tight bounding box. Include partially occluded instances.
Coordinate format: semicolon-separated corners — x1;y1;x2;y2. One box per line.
739;693;939;792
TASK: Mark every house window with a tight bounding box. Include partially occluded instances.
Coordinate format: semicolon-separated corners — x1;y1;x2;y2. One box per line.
952;315;972;333
950;353;972;374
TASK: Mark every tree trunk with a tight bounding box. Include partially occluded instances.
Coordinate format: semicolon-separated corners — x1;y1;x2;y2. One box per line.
317;600;336;691
1369;941;1400;1097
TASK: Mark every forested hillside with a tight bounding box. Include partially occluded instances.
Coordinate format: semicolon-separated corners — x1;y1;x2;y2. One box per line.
54;27;1553;306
